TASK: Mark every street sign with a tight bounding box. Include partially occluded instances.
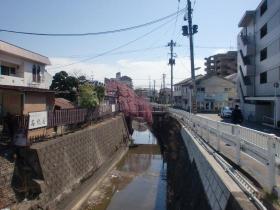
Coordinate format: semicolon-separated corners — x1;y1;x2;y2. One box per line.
28;111;48;130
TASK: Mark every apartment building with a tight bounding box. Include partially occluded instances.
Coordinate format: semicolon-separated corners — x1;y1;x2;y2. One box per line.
204;51;237;76
115;72;133;88
237;0;280;126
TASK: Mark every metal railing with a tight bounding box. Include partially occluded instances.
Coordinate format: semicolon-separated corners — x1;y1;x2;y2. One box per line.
263;115;274;126
9;104;119;140
168;108;279;193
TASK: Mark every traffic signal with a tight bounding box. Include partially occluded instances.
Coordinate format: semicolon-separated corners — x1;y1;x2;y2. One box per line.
169;58;175;65
182;25;189;36
193;25;198;34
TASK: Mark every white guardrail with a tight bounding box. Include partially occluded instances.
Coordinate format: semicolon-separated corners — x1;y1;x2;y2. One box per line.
168;108;280;193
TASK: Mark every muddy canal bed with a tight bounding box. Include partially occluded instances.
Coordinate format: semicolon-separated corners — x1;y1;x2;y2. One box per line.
83;129;167;210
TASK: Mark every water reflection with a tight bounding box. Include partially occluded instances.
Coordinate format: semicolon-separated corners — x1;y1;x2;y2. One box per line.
107;153;166;210
132;121;157;145
84;124;166;210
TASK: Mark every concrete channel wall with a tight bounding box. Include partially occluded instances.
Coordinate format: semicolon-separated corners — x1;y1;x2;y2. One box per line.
0;114;129;209
180;124;257;210
32;115;129;208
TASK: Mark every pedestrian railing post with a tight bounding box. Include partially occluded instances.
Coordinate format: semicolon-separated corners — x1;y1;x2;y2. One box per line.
206;120;210;143
200;121;203;137
267;134;276;193
217;123;221;152
233;125;241;166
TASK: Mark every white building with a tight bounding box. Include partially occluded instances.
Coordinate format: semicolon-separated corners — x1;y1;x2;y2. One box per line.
174;75;237;112
0;40;54;118
0;40;52;89
237;0;280;126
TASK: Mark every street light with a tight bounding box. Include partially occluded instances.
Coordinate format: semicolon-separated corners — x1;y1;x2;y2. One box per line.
274;82;279;128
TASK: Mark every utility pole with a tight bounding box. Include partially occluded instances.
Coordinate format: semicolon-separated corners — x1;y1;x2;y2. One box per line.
153;80;156;102
162;74;166;104
182;0;198;113
162;74;166;89
168;40;176;106
149;76;151;99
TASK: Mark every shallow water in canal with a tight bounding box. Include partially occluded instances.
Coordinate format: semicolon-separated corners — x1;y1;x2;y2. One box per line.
83;127;167;210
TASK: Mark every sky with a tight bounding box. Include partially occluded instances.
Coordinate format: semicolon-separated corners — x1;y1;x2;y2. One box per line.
0;0;260;89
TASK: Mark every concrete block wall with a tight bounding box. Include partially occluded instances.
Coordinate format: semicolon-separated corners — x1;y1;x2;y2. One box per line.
29;115;129;206
180;126;257;210
0;157;16;209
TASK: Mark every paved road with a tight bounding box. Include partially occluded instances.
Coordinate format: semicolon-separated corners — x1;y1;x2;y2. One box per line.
197;113;280;137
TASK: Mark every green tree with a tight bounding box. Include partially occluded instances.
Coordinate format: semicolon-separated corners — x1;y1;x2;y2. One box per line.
79;84;98;108
94;85;105;104
50;71;79;102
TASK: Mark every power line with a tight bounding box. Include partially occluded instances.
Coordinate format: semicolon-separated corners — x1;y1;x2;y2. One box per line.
177;44;237;49
49;11;184;70
0;9;184;37
51;43;235;61
171;1;181;39
53;45;166;59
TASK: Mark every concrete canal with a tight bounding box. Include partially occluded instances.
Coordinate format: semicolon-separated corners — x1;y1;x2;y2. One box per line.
82;124;167;210
82;119;211;210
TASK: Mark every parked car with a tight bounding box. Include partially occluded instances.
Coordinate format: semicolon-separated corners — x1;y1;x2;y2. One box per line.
220;106;233;118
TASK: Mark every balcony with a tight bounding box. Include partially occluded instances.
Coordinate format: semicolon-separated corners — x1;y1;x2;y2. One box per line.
238;34;255;56
0;75;25;86
238;70;254;97
238;51;255;76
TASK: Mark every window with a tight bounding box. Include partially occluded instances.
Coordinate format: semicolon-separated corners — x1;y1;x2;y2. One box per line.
260;72;267;84
37;66;41;82
1;66;10;75
260;48;267;61
224;88;232;92
260;24;267;39
32;65;42;83
197;87;205;92
10;67;16;75
260;0;267;16
32;65;37;82
0;64;17;76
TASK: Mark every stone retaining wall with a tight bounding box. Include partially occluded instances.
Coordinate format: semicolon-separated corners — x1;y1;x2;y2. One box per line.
0;114;129;209
0;157;16;209
32;115;129;208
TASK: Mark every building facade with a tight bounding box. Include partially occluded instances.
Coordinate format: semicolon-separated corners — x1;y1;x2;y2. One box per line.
174;78;192;109
204;51;237;76
114;72;133;88
174;75;237;112
237;0;280;126
159;88;171;104
0;41;54;134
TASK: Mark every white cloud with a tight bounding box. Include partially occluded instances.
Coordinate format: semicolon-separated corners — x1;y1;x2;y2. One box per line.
47;57;205;89
213;48;229;54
